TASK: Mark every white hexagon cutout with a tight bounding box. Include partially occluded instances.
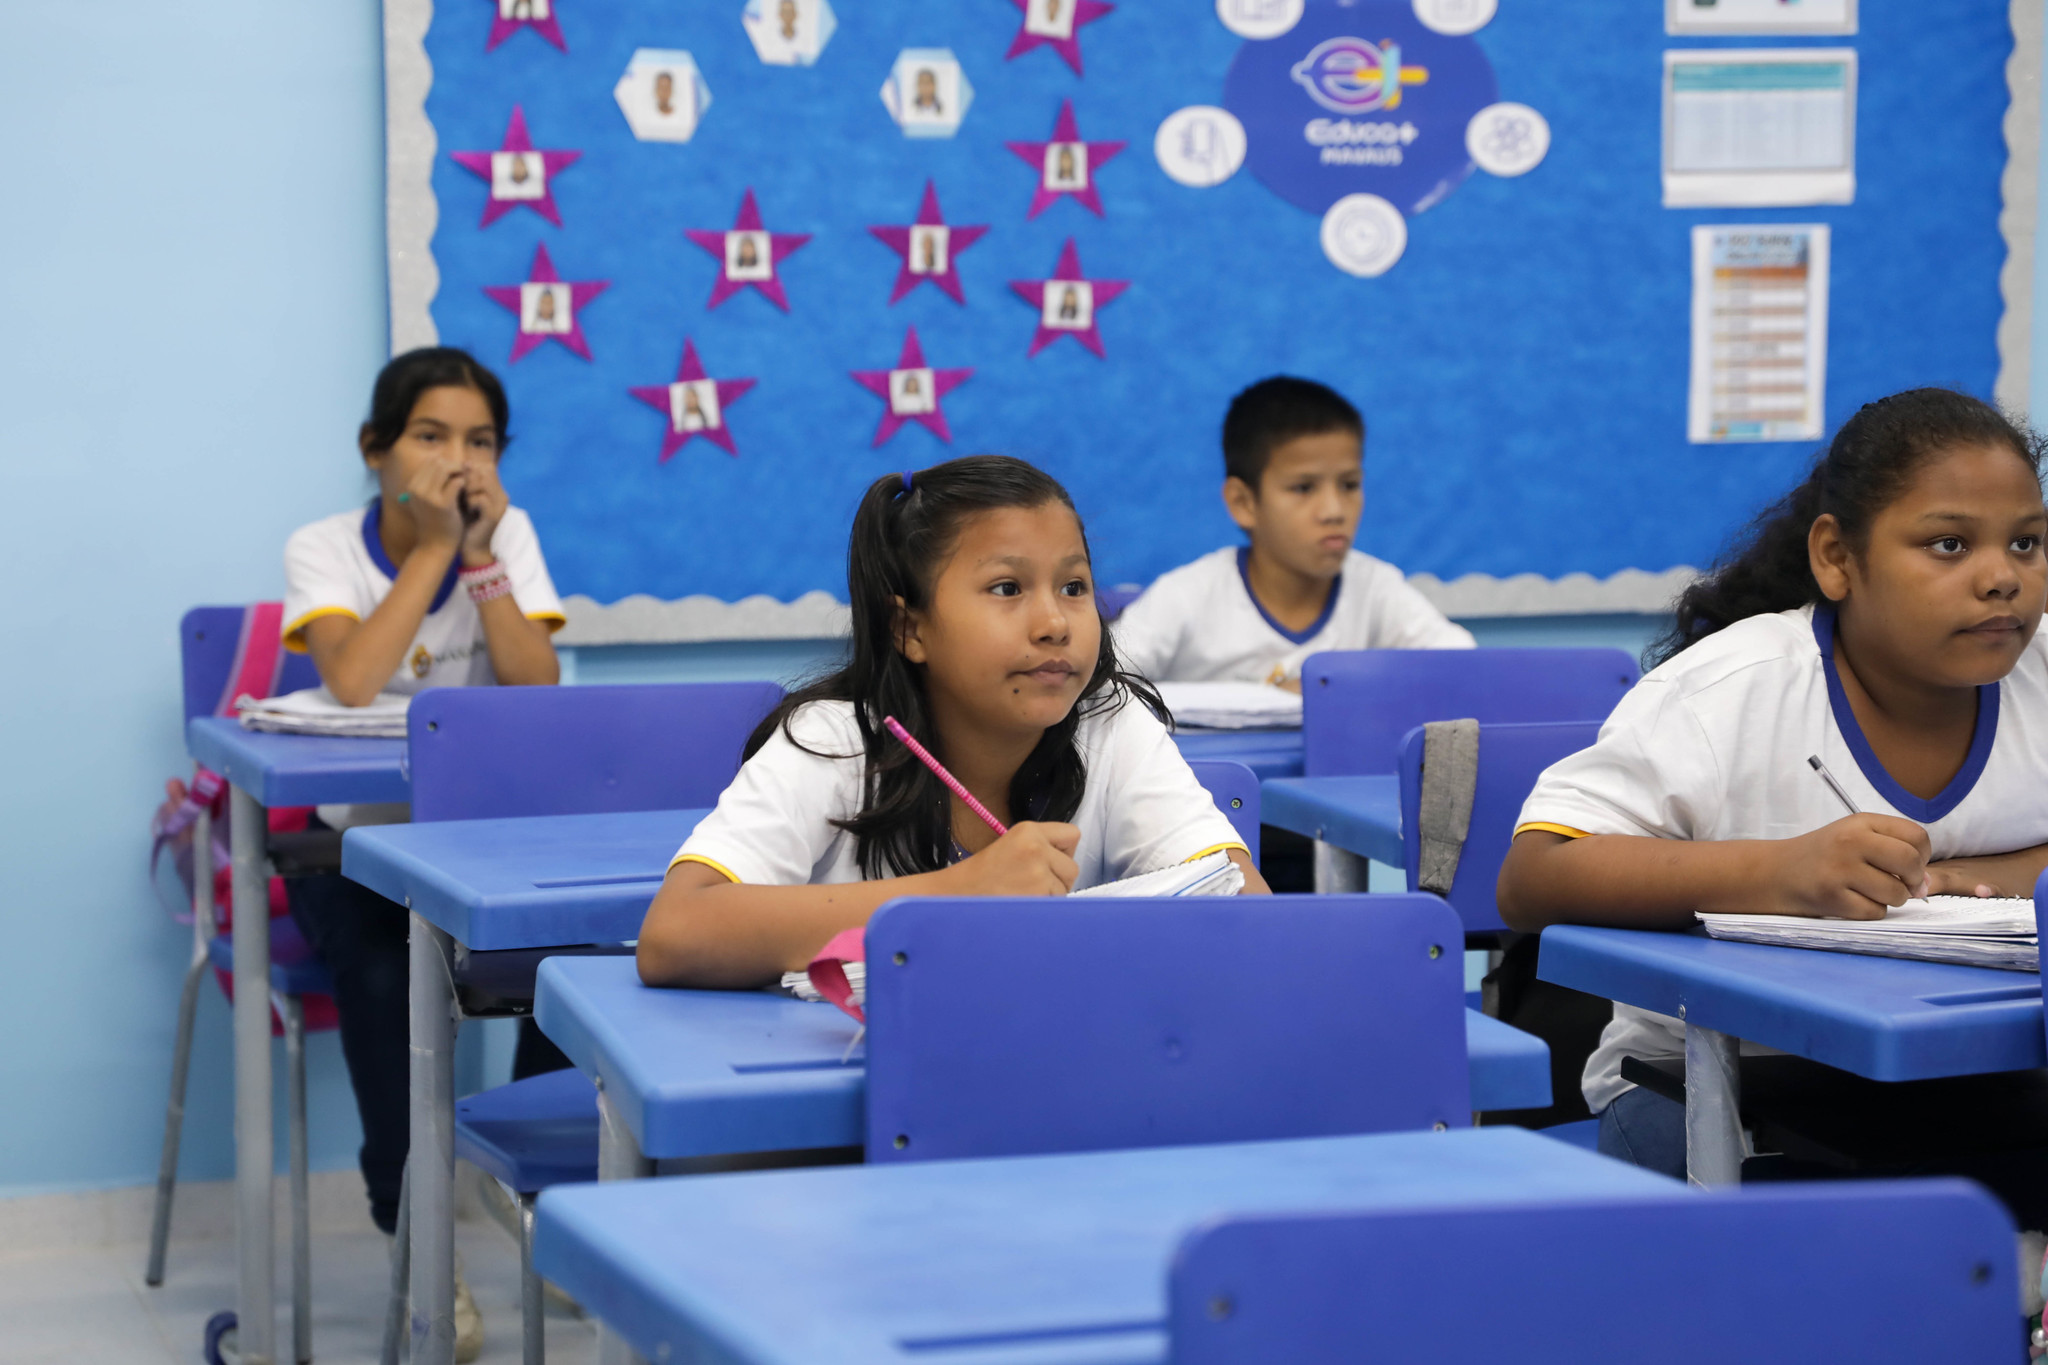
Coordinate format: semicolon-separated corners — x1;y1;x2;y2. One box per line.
881;49;971;139
615;50;712;144
743;0;835;66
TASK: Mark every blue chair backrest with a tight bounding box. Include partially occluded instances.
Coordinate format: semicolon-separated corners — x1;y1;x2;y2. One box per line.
1186;760;1260;864
864;894;1468;1162
180;605;320;722
406;682;783;822
1301;649;1636;777
1169;1181;2015;1364
1397;721;1603;935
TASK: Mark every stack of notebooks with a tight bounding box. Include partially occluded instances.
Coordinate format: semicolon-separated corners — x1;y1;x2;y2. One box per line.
1697;896;2038;972
779;851;1245;1003
238;688;411;739
1156;680;1302;731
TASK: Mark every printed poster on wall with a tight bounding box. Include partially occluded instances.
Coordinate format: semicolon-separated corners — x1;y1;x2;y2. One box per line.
1688;225;1830;445
1666;0;1856;36
1662;50;1856;206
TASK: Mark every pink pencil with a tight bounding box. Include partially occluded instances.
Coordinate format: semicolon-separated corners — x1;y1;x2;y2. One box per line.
882;715;1008;837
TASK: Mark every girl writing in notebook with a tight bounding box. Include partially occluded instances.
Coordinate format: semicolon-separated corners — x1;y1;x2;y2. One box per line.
1499;388;2048;1200
638;455;1267;989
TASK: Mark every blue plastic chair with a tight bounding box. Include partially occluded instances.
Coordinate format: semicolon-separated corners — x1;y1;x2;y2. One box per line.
148;607;329;1327
1301;648;1636;777
864;894;1469;1162
394;681;782;1363
1187;759;1260;865
1169;1181;2016;1364
1395;721;1603;936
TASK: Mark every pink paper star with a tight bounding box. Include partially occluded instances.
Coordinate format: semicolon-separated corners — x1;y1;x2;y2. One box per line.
685;188;813;312
449;107;582;228
484;0;566;51
868;181;990;306
629;339;757;460
1005;100;1125;219
1009;238;1127;358
850;328;972;447
1004;0;1113;76
482;244;609;362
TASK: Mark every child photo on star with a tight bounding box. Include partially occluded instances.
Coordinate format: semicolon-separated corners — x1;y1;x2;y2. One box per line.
519;282;571;334
726;230;772;281
1044;281;1093;330
1025;0;1076;40
501;0;548;18
671;380;721;432
910;226;950;276
889;367;936;416
490;151;544;201
1045;142;1087;190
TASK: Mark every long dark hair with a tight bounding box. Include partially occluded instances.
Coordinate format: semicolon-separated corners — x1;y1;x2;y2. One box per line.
748;455;1167;877
1649;388;2043;668
359;347;511;456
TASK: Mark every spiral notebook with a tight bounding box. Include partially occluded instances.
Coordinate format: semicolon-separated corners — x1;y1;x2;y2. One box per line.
1696;896;2038;973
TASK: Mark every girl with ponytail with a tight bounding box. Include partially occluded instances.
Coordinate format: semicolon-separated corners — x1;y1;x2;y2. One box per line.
638;455;1266;988
1498;388;2048;1193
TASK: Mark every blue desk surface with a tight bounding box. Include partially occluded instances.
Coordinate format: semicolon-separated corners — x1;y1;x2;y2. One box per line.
535;957;1550;1159
1170;729;1303;782
534;1127;1675;1365
343;808;707;951
186;715;410;808
1539;925;2045;1082
1259;775;1403;866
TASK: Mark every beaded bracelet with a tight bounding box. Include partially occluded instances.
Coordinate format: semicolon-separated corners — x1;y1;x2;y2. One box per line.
459;559;512;605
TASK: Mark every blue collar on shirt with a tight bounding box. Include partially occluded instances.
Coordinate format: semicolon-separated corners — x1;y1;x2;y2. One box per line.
362;498;461;614
1235;546;1341;646
1812;603;1998;823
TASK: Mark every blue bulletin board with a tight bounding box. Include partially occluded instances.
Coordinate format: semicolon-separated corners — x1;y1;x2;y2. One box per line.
394;0;2020;610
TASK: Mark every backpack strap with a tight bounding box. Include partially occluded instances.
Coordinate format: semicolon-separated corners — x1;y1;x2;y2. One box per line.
1417;719;1481;896
214;601;287;717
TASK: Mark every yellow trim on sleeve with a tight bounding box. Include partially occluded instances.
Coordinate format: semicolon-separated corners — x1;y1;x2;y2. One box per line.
669;851;741;882
526;610;567;634
1514;822;1591;840
1184;841;1250;863
280;606;361;653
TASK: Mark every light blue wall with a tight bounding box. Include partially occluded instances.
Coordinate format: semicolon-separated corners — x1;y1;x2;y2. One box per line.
0;8;2032;1197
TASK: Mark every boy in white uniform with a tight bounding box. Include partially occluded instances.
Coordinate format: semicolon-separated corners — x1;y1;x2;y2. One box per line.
1115;376;1471;688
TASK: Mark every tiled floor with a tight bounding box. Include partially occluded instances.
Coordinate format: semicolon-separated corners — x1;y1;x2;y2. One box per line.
0;1213;595;1364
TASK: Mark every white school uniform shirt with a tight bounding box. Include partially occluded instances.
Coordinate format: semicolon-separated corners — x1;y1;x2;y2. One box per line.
672;696;1247;888
281;499;566;690
1114;546;1474;684
1516;603;2048;1113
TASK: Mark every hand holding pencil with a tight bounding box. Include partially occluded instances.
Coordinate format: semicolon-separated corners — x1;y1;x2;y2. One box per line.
883;715;1080;896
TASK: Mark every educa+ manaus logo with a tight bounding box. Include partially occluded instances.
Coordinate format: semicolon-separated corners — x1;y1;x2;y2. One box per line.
1289;36;1431;114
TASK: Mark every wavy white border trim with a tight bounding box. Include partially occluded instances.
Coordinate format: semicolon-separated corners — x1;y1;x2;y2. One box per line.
385;0;438;353
1997;0;2041;414
387;5;2029;637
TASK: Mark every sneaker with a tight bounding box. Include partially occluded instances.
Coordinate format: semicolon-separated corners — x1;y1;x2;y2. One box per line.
454;1259;484;1363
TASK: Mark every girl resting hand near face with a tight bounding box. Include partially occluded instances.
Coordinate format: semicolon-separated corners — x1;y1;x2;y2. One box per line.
638;455;1268;989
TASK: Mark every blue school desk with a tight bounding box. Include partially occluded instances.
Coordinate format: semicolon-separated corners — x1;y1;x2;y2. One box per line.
183;717;410;1365
531;1127;1677;1365
1169;729;1303;781
532;955;1552;1175
1538;925;2046;1187
1258;775;1403;873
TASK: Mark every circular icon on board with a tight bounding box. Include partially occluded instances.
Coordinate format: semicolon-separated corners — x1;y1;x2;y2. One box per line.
1155;106;1249;187
1466;101;1549;176
1412;0;1496;35
1215;0;1303;40
1320;193;1407;276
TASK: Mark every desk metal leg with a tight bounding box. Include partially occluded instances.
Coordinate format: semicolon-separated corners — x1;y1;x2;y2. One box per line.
409;913;457;1365
1684;1023;1742;1188
595;1084;652;1365
1312;841;1369;894
231;784;277;1365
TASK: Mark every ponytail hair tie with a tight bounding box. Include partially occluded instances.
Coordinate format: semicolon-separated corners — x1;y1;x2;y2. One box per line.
899;470;915;497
